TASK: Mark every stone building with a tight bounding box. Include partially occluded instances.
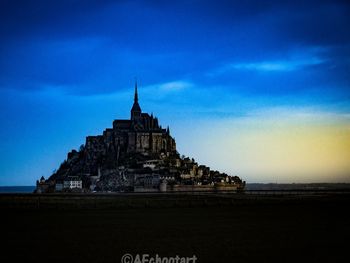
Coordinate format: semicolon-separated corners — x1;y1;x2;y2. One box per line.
82;83;177;175
112;83;176;154
63;176;83;189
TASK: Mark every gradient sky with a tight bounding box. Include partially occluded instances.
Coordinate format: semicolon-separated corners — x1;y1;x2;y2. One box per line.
0;0;350;185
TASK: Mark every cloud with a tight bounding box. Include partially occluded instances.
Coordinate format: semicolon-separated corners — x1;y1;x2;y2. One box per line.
143;80;193;93
204;44;334;80
158;81;193;91
210;54;326;76
1;1;349;97
231;57;325;72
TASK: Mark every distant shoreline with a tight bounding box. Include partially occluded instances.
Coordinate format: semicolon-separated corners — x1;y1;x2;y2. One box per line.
1;183;350;194
1;191;350;211
0;186;35;193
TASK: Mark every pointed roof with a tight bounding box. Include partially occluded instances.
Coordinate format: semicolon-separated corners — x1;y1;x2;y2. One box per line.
131;81;141;113
134;81;139;103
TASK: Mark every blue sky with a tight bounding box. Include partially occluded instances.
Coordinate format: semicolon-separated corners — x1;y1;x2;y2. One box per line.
0;0;349;185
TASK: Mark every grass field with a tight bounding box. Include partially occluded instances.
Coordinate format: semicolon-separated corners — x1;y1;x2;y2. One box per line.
2;193;349;263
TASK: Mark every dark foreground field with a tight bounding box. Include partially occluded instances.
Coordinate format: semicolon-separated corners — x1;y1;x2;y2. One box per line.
2;193;349;263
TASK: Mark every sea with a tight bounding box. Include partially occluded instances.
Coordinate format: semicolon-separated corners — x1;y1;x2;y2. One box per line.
0;186;36;193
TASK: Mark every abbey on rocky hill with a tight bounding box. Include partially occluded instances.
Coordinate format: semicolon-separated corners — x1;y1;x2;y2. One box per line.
36;83;245;193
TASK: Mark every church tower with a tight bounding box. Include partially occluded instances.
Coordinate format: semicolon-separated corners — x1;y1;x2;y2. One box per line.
130;81;142;120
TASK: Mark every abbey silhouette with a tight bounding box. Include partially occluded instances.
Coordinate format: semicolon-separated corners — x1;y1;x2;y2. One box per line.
36;83;244;193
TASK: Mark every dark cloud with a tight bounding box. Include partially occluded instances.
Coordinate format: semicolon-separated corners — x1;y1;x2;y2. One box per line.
0;0;117;36
272;2;350;46
0;0;349;96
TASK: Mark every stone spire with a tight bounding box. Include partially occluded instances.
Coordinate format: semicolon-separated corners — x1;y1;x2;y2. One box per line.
134;81;138;104
131;81;142;120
